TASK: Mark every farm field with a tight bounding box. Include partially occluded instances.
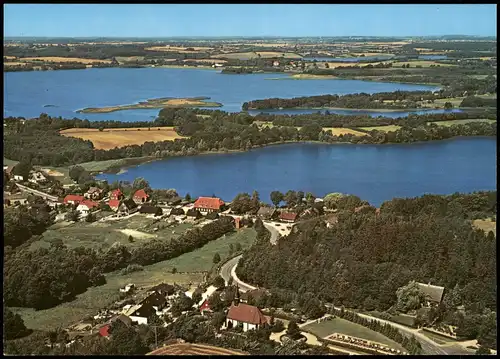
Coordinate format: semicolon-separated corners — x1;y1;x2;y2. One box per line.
322;127;368;136
431;119;496;127
29;216;194;251
303;318;405;352
145;45;213;52
472;218;496;236
60;126;186;150
393;60;456;68
326;61;391;68
18;57;112;64
214;51;302;60
359;125;402;132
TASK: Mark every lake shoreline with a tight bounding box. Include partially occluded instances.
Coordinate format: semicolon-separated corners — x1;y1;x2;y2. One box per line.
93;135;497;176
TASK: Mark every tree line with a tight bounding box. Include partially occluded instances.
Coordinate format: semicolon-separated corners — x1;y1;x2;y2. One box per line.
3;107;497;168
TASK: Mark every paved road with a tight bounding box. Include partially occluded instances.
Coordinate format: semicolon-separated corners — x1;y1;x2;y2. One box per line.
219;223;280;291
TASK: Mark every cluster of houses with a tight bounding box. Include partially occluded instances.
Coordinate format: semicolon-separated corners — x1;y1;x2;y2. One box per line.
70;282;273;344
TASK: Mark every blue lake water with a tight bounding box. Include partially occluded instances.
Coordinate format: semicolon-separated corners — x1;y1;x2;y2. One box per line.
4;67;439;121
248;108;462;118
97;137;497;207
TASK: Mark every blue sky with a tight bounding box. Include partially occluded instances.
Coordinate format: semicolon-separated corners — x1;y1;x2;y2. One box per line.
4;4;497;38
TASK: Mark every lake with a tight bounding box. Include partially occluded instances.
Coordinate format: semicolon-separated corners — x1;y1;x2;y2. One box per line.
4;67;439;121
248;108;463;118
97;137;496;207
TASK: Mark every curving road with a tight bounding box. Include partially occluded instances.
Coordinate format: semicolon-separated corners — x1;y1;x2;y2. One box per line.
219;223;449;355
219;223;280;291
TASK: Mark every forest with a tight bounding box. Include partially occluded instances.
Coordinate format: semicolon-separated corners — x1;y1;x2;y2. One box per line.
237;191;497;348
3;106;496;168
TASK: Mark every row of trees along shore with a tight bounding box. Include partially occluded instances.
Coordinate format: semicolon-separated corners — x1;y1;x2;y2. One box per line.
242;86;496;111
3;104;496;167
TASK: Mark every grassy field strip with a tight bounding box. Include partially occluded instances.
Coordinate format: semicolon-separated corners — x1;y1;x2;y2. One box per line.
303;318;406;352
322;127;368;136
359;125;402;132
431;119;496;127
60;126;186;150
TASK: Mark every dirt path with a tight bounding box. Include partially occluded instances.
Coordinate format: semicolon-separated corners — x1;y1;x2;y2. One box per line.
119;229;156;239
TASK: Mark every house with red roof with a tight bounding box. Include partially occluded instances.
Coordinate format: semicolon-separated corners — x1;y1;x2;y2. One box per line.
108;199;121;212
194;197;225;213
279;211;298;223
63;194;85;205
225;302;268;332
77;200;99;217
109;188;124;201
133;189;149;204
199;299;213;316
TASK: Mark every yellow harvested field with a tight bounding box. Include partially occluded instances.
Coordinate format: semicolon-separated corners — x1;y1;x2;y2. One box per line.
3;56;17;60
243;43;290;47
145;46;212;52
394;61;456;68
323;127;368;136
60;127;186;150
360;125;402;132
3;62;26;66
19;57;112;64
215;51;302;60
472;219;496;236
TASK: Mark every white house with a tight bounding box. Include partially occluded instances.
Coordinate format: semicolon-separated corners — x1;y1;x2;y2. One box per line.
120;283;136;293
13;174;24;182
225;302;268;332
76;200;99;217
127;304;157;325
28;171;47;184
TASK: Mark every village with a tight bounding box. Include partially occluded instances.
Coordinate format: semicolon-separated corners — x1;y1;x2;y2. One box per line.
4;162;474;356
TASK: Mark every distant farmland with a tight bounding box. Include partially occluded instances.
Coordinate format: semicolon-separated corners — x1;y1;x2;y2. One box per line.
60;127;186;150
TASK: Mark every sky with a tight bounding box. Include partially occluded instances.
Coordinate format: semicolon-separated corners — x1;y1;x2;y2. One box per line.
3;4;497;38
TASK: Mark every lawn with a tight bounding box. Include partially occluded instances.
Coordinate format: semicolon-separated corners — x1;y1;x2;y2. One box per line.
432;119;496;127
54;156;155;175
472;218;496;236
29;217;194;251
60;126;186;150
3;157;19;167
359;125;402;132
10;227;256;331
304;317;405;351
157;228;257;272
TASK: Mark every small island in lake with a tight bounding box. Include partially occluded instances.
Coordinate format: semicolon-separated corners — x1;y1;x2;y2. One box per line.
77;96;223;113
